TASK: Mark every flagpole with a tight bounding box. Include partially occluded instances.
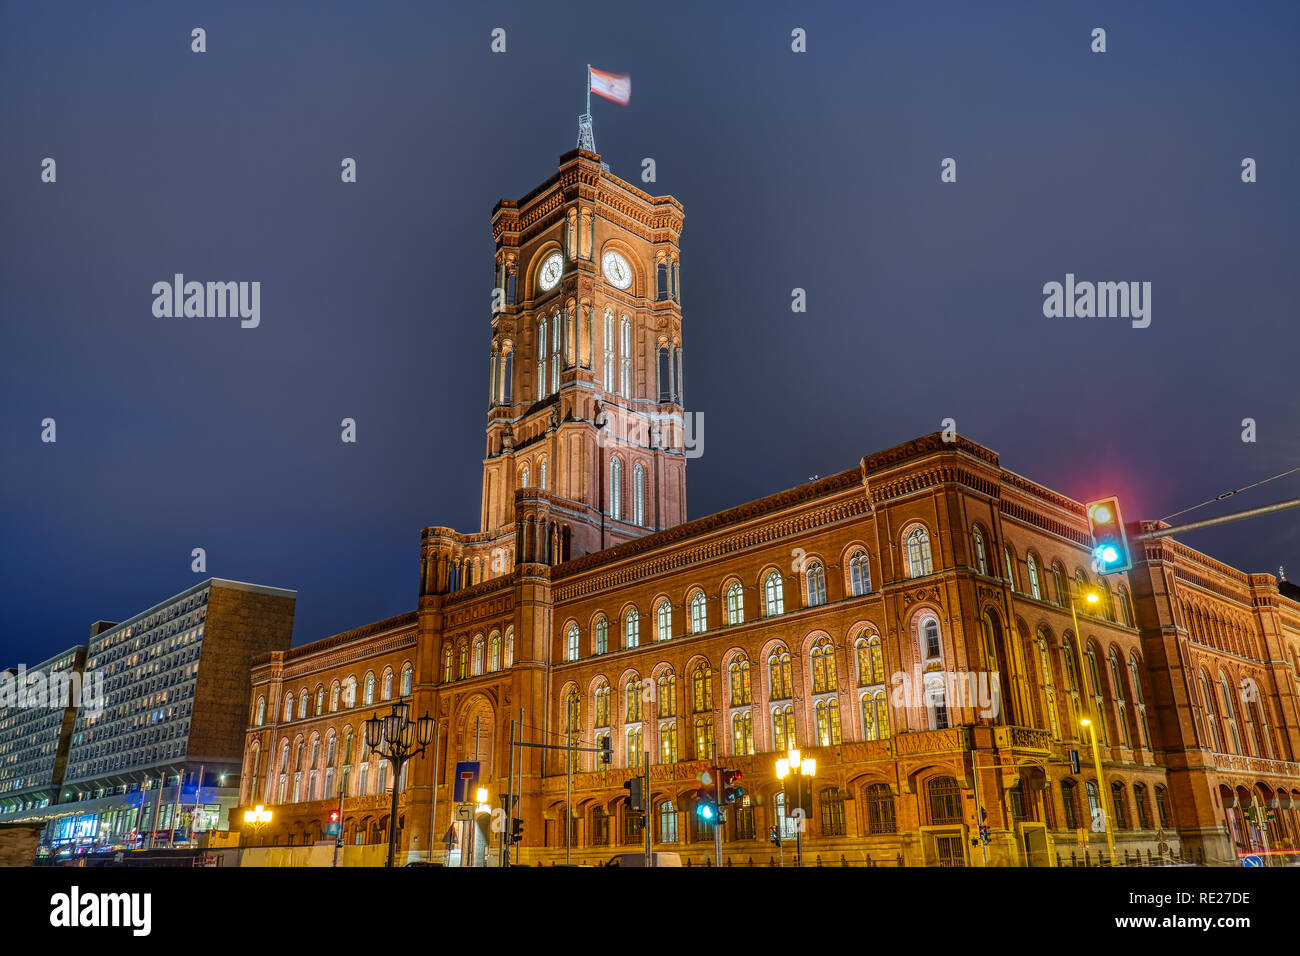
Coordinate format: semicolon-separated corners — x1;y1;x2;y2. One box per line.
586;63;591;117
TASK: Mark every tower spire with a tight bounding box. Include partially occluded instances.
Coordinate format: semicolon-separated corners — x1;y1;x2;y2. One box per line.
577;63;596;152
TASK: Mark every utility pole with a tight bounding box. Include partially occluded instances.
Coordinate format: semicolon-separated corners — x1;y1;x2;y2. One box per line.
427;718;441;865
970;752;988;867
643;751;652;867
711;744;723;868
503;717;515;868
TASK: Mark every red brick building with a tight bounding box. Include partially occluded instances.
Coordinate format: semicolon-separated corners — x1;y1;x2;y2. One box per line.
237;150;1300;866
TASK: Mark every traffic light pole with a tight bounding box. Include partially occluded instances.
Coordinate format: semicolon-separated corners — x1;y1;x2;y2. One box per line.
1134;497;1300;541
643;753;652;867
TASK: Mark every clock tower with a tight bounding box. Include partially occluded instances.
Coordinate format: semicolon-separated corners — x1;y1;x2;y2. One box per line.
481;148;687;559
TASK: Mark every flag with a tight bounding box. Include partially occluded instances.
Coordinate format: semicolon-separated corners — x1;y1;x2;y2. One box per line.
589;68;630;106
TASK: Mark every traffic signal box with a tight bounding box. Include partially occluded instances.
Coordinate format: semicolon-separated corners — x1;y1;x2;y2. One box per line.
1086;496;1133;574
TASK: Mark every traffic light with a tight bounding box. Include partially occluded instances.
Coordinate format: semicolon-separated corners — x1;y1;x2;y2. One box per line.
599;736;612;765
510;817;524;844
326;809;341;837
768;825;780;847
978;824;990;846
623;777;644;812
696;797;717;822
1086;496;1132;575
721;768;743;804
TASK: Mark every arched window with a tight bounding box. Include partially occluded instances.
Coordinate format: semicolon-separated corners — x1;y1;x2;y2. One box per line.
565;687;581;733
855;633;885;686
626;726;643;768
566;624;580;662
1084;645;1106;744
725;582;744;625
620;316;632;396
814;698;842;746
255;697;265;726
536;316;548;399
805;562;827;607
972;528;988;575
921;617;942;659
458;642;467;680
401;665;413;697
594;682;611;728
1110;782;1129;829
763;571;785;617
655;600;672;642
906;527;934;578
820;787;846;836
927;776;962;825
594;617;608;655
1060;779;1079;830
1118;586;1134;627
810;638;837;694
768;647;792;699
729;656;752;706
689;592;707;634
624;608;639;648
504;627;514;667
1098;578;1115;623
656;800;677;843
1219;671;1242;754
691;664;712;712
382;669;393;699
692;715;713;761
659;721;678;764
633;464;645;526
489;632;502;671
849;550;871;596
521;465;530;489
539;458;547;491
610;456;623;521
656;671;677;718
1052;562;1067;606
1003;547;1017;591
925;674;949;729
330;682;340;712
1134;784;1149;829
866;783;896;833
363;674;375;706
731;710;754;755
861;691;889;741
603;308;615;389
1027;553;1042;600
1200;671;1222;751
298;690;308;719
1128;653;1149;748
772;704;796;751
625;676;643;723
315;686;324;716
442;645;453;683
1109;650;1131;747
1155;786;1170;829
1036;631;1061;740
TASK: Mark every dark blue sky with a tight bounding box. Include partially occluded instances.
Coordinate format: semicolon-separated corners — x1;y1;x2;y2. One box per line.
2;0;1298;665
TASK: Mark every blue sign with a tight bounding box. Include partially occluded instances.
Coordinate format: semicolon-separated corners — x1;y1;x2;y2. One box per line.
453;761;481;802
1241;855;1263;867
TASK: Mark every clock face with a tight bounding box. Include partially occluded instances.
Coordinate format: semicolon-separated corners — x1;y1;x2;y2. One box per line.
602;251;633;290
538;252;564;292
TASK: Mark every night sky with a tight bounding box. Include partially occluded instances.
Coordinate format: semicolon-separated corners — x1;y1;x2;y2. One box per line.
2;1;1298;667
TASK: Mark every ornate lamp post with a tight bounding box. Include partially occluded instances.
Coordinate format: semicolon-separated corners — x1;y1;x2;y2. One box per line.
240;805;272;867
364;702;436;868
775;749;816;867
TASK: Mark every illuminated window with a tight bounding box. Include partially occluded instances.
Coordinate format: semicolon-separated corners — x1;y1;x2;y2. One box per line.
657;672;677;718
731;710;753;755
849;550;871;596
729;656;752;706
726;582;744;625
691;664;712;712
689;592;707;634
625;677;642;723
907;527;934;577
594;617;608;655
810;638;837;694
768;647;792;700
624;608;639;649
772;704;796;751
805;562;827;607
763;572;785;616
655;600;672;642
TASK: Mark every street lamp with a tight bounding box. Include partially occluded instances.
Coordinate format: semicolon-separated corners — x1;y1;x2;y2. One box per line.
1079;719;1116;865
775;749;815;867
1068;587;1116;865
363;703;436;868
240;805;272;867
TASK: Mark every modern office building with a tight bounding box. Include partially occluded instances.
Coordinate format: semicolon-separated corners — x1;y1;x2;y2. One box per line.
0;578;295;851
0;644;88;816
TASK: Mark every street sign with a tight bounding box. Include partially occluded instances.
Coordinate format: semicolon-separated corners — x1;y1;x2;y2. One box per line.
453;762;481;802
455;803;473;822
1241;855;1263;867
